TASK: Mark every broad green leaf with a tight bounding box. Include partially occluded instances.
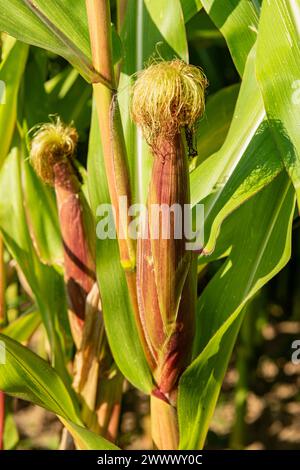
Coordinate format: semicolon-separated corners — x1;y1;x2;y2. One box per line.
1;311;41;343
119;0;189;203
61;419;119;451
180;0;203;23
191;47;267;215
0;334;118;450
0;38;28;167
87;105;152;394
186;8;224;45
0;333;79;420
201;0;259;75
144;0;188;61
179;173;295;449
0;0;121;83
200;122;284;254
256;0;300;205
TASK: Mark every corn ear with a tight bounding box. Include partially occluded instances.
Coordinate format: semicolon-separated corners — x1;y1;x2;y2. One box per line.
137;135;196;398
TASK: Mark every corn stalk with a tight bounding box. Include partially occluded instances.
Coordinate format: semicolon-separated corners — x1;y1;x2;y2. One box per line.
85;0;155;370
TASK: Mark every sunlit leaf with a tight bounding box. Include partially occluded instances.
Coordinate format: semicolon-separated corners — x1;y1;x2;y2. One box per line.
0;0;121;83
179;173;295;449
256;0;300;205
0;334;118;450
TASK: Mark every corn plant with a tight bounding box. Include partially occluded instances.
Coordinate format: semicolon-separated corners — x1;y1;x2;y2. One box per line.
0;0;299;450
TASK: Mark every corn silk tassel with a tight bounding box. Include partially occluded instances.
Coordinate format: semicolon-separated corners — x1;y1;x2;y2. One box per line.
131;60;207;448
30;119;122;440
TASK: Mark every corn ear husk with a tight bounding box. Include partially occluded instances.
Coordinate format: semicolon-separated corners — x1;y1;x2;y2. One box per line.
54;159;96;348
137;134;196;397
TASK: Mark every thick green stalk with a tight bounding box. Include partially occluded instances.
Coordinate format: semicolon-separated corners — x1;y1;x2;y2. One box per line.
151;395;179;450
116;0;128;33
85;0;155;370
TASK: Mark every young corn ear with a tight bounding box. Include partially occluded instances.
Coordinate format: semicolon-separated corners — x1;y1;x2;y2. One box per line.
131;60;207;401
30;119;96;348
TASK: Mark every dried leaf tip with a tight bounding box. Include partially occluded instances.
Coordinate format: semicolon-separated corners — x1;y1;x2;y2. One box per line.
131;60;208;145
30;118;78;185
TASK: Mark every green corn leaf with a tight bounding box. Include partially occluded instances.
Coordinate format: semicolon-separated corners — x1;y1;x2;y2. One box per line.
0;334;118;450
179;2;299;449
186;9;223;45
1;311;41;343
190;46;283;255
144;0;188;61
178;173;295;449
0;333;79;420
256;0;300;206
0;0;122;83
199;124;284;255
191;47;265;208
192;3;299;255
61;419;119;451
87;105;152;394
180;0;203;23
0;38;28;168
201;0;259;75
